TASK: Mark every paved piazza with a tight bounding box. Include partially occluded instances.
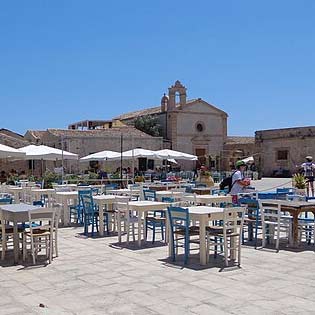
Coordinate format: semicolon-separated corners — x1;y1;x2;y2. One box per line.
1;178;315;315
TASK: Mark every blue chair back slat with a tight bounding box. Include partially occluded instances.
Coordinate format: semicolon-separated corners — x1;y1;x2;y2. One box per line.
0;197;13;204
143;189;156;201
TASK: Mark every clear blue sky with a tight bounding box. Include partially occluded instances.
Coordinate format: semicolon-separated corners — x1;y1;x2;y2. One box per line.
0;0;314;136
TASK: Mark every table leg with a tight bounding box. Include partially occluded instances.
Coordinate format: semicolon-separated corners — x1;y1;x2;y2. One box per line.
199;218;207;265
13;222;19;264
99;202;104;236
118;209;122;243
292;212;299;247
62;198;68;226
138;211;142;247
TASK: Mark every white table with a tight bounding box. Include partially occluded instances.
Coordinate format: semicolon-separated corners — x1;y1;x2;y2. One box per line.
0;203;41;263
168;206;225;266
7;187;24;203
93;195;129;236
182;195;232;205
31;189;55;206
155;191;184;201
55;191;78;226
106;189;140;197
127;201;169;246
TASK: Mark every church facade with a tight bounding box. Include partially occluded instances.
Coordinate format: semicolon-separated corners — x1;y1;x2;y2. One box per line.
114;80;229;169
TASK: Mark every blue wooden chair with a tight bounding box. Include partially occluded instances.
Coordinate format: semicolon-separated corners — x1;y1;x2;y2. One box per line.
238;198;261;248
167;206;199;264
143;190;166;243
69;190;87;225
80;190;101;237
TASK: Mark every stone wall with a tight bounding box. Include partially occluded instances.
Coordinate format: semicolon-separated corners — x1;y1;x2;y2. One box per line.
256;126;315;176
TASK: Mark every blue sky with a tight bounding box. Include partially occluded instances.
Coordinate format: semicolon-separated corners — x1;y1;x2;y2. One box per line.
0;0;314;136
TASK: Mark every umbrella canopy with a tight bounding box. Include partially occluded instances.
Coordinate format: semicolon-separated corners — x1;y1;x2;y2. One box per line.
241;156;254;164
108;148;159;160
0;143;26;159
155;149;198;161
80;150;121;162
18;145;78;160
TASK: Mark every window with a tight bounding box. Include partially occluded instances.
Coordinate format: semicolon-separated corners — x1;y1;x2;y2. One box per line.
196;123;204;132
277;150;288;160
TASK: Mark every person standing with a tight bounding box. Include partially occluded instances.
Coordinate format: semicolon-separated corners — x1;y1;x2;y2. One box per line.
299;156;315;197
230;160;251;204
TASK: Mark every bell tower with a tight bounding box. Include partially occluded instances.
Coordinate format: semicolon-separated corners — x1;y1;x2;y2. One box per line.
168;80;187;111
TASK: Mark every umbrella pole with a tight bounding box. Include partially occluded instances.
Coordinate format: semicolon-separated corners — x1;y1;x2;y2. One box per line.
61;136;64;184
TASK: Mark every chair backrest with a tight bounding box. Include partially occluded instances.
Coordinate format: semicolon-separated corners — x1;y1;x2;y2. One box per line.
276;188;295;194
79;190;94;214
167;206;190;234
195;183;207;188
0;197;13;205
238;198;260;218
286;194;306;201
222;207;245;236
185;186;193;193
143;189;156;201
259;201;281;224
28;208;55;235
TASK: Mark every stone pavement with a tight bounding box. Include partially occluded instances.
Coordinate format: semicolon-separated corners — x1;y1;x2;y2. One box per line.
1;178;315;315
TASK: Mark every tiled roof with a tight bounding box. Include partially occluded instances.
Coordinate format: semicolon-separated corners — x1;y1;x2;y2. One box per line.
114;99;198;120
47;127;158;138
26;130;47;140
0;128;25;139
0;133;30;148
225;136;255;144
114;106;162;121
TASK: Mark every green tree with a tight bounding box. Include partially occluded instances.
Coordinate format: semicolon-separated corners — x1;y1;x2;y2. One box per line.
134;115;162;137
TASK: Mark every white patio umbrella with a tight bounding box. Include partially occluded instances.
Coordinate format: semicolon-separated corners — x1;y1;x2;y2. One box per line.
80;150;121;162
18;145;78;160
18;144;78;178
0;143;26;158
107;148;159;160
155;149;198;161
241;156;254;164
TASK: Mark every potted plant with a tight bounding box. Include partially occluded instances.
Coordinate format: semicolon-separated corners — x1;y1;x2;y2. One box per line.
292;173;306;195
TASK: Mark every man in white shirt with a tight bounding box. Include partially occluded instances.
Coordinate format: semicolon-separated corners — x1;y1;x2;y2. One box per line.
300;156;315;197
230;160;250;204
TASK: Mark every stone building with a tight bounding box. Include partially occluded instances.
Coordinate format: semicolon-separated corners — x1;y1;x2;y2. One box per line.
255;126;315;177
25;127;163;173
222;136;256;171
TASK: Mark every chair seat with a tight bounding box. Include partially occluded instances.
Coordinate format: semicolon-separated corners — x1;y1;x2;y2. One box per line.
1;225;24;234
174;226;200;236
146;217;166;223
244;216;259;222
206;226;238;237
25;229;51;237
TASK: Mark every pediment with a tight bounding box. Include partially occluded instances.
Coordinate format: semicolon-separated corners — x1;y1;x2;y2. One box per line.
183;99;228;117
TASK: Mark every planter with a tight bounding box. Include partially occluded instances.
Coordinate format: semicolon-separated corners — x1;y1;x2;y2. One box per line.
295;188;306;196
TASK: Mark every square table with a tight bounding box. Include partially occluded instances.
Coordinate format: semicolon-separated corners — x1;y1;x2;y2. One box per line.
182;194;232;205
55;191;78;226
260;199;315;247
93;195;129;236
167;206;225;266
125;201;169;246
0;203;41;263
